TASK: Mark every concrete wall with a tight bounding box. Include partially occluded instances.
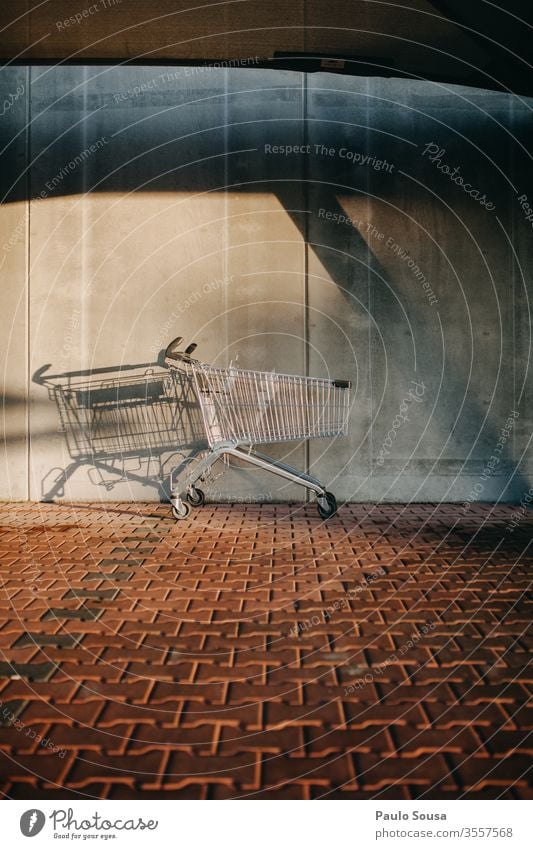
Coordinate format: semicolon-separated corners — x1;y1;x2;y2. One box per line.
1;66;532;502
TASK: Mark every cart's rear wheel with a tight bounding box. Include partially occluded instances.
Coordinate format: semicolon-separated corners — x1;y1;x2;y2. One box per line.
317;491;337;519
186;487;205;507
171;500;190;520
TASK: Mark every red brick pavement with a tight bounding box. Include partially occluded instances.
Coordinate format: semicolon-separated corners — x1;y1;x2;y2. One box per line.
0;501;530;800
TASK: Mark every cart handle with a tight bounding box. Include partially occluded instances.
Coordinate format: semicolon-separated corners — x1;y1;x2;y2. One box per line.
164;337;199;364
164;337;183;360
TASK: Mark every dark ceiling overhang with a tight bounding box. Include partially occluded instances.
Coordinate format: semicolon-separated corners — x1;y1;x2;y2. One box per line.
0;1;532;95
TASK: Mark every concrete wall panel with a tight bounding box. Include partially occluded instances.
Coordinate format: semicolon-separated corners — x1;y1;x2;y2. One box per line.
0;68;29;500
306;77;531;502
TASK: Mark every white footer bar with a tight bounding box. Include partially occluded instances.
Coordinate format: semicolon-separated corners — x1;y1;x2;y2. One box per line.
4;799;531;848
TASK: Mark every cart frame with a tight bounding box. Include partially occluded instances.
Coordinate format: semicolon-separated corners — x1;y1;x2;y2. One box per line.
164;337;351;520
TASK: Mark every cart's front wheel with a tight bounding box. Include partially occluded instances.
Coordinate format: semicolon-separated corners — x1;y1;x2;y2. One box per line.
171;500;190;520
186;487;205;507
317;491;337;519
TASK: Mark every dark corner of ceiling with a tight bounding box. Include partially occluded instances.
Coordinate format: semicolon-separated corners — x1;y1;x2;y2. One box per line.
428;0;533;95
269;1;533;97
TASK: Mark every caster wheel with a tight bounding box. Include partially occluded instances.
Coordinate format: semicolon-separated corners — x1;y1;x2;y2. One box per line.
186;487;205;507
317;491;337;520
171;501;190;520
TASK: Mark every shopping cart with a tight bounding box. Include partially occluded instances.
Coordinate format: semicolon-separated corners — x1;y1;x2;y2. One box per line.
34;360;203;500
165;337;351;520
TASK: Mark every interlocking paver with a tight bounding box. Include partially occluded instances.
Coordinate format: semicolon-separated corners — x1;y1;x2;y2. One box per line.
0;501;530;799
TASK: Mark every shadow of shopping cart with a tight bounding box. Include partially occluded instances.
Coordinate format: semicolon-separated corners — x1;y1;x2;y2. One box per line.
33;355;205;501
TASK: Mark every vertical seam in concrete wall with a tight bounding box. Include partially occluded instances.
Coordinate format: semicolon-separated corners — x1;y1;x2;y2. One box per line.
224;67;229;362
303;70;310;485
366;78;373;484
510;96;516;463
25;63;31;501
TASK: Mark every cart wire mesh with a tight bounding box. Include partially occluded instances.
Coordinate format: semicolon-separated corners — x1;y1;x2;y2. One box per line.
190;363;350;447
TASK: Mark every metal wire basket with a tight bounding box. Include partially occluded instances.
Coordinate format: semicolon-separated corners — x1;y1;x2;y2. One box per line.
192;363;350;447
